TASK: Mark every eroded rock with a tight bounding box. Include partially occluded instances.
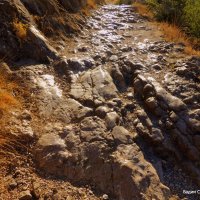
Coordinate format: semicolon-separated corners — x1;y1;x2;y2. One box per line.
111;126;133;144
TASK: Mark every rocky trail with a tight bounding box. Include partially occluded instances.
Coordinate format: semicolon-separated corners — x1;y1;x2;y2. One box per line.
1;3;200;200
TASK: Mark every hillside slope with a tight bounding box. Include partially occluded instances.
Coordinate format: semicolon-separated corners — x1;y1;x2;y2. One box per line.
0;0;103;63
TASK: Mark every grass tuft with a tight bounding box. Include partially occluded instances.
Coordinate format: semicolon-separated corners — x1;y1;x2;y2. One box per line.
133;2;153;19
0;75;19;112
87;0;97;9
158;22;200;56
13;20;28;40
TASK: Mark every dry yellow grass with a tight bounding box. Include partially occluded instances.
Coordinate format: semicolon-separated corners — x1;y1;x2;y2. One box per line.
0;65;24;174
87;0;97;9
158;22;188;43
158;22;200;56
0;76;19;112
0;64;20;135
13;20;28;40
82;0;98;15
133;2;153;19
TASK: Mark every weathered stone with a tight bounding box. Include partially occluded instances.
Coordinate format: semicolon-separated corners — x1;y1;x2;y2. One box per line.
171;129;200;161
37;133;65;147
185;118;200;133
67;58;85;71
53;59;69;75
111;66;126;90
20;110;32;121
70;67;118;103
112;126;133;144
165;119;174;129
150;128;164;144
133;78;143;96
32;182;41;198
125;61;146;71
83;58;95;68
95;106;110;118
145;97;158;111
169;111;179;122
143;84;155;98
80;117;108;142
8;179;17;190
137;110;153;129
149;78;187;111
105;112;120;130
102;194;109;200
152;64;162;71
154;107;166;117
19;190;32;200
110;55;118;61
112;144;171;200
176;67;188;76
135;123;150;138
126;92;134;99
176;119;188;135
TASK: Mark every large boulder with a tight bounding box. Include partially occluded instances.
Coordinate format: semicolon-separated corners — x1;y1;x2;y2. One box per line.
70;66;118;105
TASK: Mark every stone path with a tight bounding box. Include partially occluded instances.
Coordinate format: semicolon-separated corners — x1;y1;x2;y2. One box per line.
11;4;200;200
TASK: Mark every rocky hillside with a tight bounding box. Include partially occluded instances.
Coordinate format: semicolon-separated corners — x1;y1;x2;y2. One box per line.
0;1;200;200
0;0;102;62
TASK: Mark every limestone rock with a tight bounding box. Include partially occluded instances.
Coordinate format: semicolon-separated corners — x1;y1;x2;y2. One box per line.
67;58;85;72
145;97;158;111
143;84;155;98
70;67;118;104
133;78;143;96
105;112;120;130
111;126;133;144
112;144;171;200
80;117;108;142
95;106;110;118
19;190;32;200
150;128;164;144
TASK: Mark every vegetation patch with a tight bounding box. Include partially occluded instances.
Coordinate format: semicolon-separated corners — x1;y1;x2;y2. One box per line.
133;0;200;56
146;0;200;39
0;63;20;125
0;77;18;113
87;0;98;8
13;20;28;40
157;22;200;56
133;2;153;19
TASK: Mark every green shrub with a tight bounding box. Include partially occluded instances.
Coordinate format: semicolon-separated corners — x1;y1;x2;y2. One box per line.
146;0;185;24
145;0;200;38
184;0;200;37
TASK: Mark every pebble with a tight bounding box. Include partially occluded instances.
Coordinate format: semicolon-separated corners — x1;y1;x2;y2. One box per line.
19;190;32;200
102;194;109;200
